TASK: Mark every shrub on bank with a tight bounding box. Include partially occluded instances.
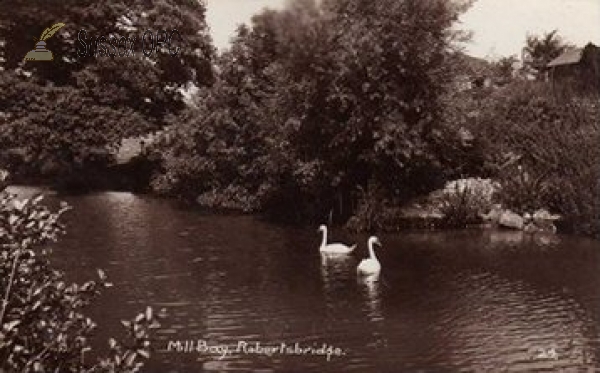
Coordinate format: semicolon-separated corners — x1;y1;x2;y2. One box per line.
0;186;161;372
467;81;600;238
346;182;389;233
435;178;499;228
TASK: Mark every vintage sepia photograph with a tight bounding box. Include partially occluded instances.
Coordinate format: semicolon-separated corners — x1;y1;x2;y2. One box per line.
1;0;599;372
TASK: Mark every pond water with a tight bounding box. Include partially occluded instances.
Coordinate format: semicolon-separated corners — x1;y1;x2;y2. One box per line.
7;186;600;372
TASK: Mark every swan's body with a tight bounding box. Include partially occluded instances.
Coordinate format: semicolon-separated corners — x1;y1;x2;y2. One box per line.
357;236;382;275
318;225;356;254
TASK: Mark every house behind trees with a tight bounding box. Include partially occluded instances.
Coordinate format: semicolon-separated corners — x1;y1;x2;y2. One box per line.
547;43;600;94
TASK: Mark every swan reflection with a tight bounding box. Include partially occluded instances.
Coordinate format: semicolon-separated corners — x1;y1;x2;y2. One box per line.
319;253;357;325
320;253;354;290
357;273;384;323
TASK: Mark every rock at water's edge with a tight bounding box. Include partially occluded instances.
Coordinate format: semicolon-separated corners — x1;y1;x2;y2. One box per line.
498;210;524;230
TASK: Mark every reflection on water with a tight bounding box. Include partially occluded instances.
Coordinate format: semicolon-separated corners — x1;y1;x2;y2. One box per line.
488;230;562;248
6;186;600;372
320;253;355;292
357;274;383;324
442;270;594;371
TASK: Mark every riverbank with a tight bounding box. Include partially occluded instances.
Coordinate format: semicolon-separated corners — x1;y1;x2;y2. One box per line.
0;152;157;194
3;170;591;241
345;177;567;236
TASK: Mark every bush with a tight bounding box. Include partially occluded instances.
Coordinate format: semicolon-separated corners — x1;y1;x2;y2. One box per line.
467;81;600;237
435;178;499;227
346;182;388;233
0;187;161;372
496;163;552;215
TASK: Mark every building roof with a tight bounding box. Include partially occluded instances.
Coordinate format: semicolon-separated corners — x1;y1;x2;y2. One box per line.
548;48;584;67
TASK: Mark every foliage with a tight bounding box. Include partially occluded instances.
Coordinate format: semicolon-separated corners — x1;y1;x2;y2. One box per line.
464;81;600;237
492;55;519;85
522;30;570;80
0;188;161;372
152;0;476;223
496;163;552;215
0;74;145;183
345;182;388;233
0;0;214;183
435;178;499;227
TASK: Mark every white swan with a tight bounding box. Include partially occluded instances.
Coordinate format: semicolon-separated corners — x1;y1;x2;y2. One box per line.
357;236;382;275
318;224;356;254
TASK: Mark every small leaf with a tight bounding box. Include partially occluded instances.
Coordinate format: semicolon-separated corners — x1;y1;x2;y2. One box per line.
3;320;20;332
137;349;150;359
33;362;44;372
13;200;26;211
125;352;137;366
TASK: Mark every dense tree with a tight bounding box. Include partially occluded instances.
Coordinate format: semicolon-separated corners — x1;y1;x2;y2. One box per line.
0;0;214;183
152;1;327;214
152;0;476;222
522;30;570;80
493;55;519;84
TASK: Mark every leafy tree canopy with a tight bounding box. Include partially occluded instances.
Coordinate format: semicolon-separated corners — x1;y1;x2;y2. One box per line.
523;30;571;79
153;0;476;221
0;0;214;178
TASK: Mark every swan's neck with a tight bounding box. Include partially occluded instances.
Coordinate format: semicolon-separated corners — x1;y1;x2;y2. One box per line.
368;241;378;261
320;227;327;248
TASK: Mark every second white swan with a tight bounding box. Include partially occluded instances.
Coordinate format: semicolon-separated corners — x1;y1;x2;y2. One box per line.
357;236;382;275
318;224;356;254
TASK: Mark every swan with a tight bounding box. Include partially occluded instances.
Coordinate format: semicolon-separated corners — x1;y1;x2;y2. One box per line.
318;225;356;254
357;236;382;275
